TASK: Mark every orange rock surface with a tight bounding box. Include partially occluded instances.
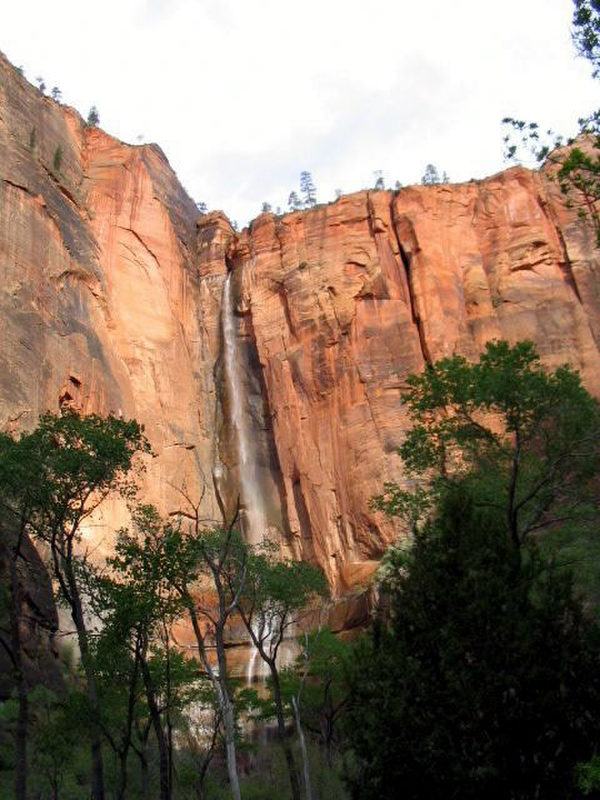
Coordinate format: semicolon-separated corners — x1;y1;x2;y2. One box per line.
2;52;600;590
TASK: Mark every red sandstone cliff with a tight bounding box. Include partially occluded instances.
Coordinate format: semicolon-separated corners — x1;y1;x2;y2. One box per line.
1;52;599;592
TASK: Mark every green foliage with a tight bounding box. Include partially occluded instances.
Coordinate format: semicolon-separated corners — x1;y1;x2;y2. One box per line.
360;342;600;796
99;506;186;624
370;484;432;536
246;545;329;624
345;490;600;800
373;537;412;593
377;341;600;573
240;543;328;666
421;163;440;184
254;629;350;726
503;2;600;246
53;145;62;172
294;629;352;762
1;685;93;799
0;411;150;557
573;0;600;77
503;114;600;245
288;190;302;210
86;106;100;127
577;754;600;794
28;127;36;152
299;171;317;207
373;170;385;190
0;412;151;799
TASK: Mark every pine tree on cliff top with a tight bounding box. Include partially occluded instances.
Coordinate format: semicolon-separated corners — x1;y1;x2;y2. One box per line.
300;171;317;207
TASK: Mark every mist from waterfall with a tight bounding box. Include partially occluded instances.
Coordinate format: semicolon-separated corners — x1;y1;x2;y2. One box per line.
222;272;267;546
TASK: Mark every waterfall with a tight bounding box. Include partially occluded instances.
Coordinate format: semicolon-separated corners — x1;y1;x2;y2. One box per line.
222;272;299;689
222;272;267;545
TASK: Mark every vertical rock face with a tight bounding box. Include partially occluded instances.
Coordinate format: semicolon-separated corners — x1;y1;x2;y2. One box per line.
230;174;600;586
2;52;600;590
0;52;225;555
0;529;63;699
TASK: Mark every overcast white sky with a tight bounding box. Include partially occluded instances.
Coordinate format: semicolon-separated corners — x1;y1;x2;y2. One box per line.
2;0;598;225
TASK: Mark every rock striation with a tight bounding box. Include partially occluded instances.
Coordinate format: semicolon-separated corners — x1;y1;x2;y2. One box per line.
1;51;600;592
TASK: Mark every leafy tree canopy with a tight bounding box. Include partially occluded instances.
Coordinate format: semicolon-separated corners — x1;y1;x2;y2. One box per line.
345;491;600;800
503;1;600;245
573;0;600;76
374;341;600;575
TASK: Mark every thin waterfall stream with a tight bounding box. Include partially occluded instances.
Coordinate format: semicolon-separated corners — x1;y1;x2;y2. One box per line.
222;272;267;546
221;272;299;687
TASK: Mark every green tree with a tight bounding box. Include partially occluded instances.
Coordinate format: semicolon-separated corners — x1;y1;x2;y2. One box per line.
300;171;317;207
373;341;600;585
0;411;150;800
503;2;600;245
373;170;385;190
117;498;248;800
573;0;600;76
90;504;212;800
273;628;352;781
92;623;145;800
87;106;100;127
293;629;351;768
421;163;440;184
345;490;600;800
95;505;197;800
235;546;328;800
30;686;92;800
288;191;302;211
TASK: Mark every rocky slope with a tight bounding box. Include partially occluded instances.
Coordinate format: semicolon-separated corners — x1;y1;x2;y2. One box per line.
1;52;600;593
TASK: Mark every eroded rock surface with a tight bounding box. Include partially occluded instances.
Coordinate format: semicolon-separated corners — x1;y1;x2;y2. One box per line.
1;52;600;591
231;174;600;585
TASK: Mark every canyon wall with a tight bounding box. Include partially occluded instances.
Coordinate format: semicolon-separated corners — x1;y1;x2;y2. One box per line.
2;52;600;591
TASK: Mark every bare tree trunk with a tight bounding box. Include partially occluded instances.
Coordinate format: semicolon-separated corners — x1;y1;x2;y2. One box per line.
215;624;242;800
133;726;151;800
117;750;129;800
140;655;170;800
187;608;242;800
115;645;140;800
292;695;312;800
270;666;302;800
